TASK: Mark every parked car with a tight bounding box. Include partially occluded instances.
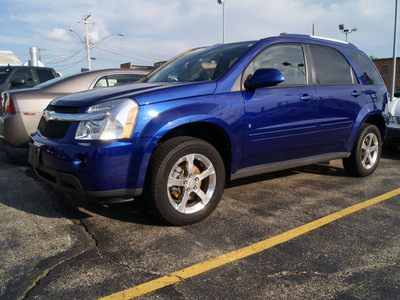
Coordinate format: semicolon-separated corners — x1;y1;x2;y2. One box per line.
384;92;400;150
0;69;149;147
29;34;388;225
0;66;58;93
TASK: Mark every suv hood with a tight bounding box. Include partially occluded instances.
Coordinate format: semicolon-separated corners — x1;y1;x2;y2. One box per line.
50;81;218;107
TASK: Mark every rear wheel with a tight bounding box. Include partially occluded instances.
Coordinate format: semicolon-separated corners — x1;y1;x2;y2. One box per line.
343;124;381;177
147;137;225;225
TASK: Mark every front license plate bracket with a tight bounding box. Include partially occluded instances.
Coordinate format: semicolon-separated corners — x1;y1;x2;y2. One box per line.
28;144;40;168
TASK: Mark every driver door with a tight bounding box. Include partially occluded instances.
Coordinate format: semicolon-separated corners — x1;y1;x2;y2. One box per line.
243;44;318;168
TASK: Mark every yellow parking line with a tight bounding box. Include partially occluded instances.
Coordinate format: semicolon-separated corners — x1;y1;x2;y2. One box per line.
99;187;400;300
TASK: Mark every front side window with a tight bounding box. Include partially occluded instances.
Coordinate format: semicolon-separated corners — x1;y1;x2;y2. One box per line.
310;46;354;85
248;44;307;86
10;69;34;87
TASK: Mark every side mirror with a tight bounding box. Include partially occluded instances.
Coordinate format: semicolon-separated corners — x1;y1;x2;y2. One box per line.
11;78;25;86
244;68;284;92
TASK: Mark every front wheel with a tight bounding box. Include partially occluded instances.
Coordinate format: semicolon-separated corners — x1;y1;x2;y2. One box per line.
147;137;225;225
343;124;381;177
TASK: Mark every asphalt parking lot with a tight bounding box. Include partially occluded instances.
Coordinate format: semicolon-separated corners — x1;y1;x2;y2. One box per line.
1;140;399;300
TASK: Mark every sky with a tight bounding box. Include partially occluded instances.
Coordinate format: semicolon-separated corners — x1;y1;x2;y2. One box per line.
0;0;397;76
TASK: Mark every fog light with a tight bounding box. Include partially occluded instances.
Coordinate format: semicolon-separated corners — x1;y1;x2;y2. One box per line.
72;154;87;169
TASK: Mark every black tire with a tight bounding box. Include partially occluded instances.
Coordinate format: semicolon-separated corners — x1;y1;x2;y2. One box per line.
343;124;381;177
147;137;225;226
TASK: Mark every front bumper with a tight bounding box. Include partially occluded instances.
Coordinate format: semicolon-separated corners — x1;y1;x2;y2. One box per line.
33;164;142;203
29;136;148;203
384;126;400;146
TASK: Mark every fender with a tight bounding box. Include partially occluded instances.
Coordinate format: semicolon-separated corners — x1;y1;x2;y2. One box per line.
346;104;386;152
128;94;245;189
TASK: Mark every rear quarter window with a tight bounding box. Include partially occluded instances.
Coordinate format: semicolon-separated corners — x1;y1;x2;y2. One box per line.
350;52;384;85
309;45;355;85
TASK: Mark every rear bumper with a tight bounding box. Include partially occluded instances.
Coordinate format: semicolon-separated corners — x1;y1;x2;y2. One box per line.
0;113;40;148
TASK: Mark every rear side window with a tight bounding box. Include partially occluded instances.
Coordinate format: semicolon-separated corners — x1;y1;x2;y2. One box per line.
93;74;146;88
309;46;354;85
350;52;384;85
36;69;56;83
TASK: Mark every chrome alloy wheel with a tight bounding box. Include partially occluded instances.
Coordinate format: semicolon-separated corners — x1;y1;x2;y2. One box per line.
167;153;216;214
360;132;379;170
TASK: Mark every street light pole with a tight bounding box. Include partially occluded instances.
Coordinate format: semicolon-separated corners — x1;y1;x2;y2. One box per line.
338;24;357;42
391;0;398;100
217;0;225;43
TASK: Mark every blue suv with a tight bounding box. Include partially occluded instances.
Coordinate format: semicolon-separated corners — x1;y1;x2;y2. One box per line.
29;34;388;225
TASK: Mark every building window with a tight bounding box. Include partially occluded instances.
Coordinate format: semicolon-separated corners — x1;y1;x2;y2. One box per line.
382;65;388;76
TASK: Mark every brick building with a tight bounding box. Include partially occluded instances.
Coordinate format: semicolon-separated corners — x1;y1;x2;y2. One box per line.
372;57;400;93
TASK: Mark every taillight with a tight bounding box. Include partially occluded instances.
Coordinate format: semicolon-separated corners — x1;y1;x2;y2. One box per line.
4;94;16;114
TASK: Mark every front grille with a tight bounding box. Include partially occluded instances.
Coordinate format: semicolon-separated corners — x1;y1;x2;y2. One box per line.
38;105;80;139
47;105;80;114
38;119;70;138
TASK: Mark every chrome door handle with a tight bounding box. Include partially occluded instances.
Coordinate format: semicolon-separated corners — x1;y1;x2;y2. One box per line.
300;94;314;102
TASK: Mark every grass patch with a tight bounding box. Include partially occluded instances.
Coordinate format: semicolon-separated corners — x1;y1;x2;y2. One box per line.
34;274;46;285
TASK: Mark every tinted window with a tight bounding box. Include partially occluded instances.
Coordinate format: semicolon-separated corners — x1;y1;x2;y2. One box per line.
350;52;384;85
11;69;34;87
93;73;146;88
146;41;255;83
0;67;11;84
251;44;306;86
310;46;354;85
36;69;55;83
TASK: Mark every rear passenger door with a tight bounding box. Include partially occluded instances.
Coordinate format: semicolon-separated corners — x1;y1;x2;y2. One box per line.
243;44;318;167
308;45;366;153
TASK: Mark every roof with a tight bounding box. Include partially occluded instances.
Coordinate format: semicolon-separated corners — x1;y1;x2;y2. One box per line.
0;51;22;66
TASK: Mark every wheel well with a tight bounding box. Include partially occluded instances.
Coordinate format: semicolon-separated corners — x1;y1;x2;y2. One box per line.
155;122;232;180
364;114;386;141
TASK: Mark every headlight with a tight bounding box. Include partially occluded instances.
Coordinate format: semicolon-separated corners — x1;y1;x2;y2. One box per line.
75;99;139;140
388;113;394;124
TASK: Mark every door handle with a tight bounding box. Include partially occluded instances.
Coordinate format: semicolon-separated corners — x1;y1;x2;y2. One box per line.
300;94;314;102
351;91;362;97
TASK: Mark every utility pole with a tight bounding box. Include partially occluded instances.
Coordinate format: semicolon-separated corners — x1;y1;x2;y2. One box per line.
69;15;123;72
80;14;94;70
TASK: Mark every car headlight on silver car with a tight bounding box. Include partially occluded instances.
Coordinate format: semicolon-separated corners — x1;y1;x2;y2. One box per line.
387;113;394;124
75;99;139;140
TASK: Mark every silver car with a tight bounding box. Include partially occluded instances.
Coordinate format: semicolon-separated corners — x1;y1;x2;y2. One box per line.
0;69;149;147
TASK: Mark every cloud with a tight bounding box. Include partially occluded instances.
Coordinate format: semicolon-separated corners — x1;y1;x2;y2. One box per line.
46;28;72;41
3;0;395;75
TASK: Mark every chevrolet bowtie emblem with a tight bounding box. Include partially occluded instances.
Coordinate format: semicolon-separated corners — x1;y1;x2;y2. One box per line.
43;110;51;122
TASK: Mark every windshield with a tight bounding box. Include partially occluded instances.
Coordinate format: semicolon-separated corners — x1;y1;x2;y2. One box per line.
145;41;255;83
0;67;11;84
